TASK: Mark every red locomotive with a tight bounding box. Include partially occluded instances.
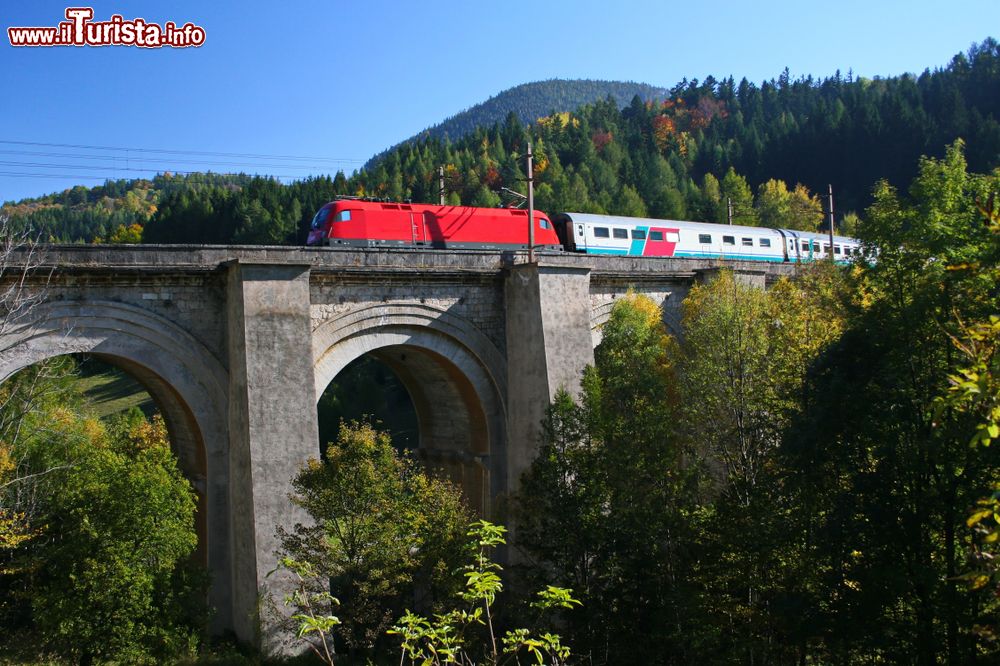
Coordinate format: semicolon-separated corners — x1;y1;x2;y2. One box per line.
306;199;562;250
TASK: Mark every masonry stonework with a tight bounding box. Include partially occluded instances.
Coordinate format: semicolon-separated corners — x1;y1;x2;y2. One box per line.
0;246;798;651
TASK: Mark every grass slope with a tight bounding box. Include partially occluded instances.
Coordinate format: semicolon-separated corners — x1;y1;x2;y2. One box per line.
75;357;155;419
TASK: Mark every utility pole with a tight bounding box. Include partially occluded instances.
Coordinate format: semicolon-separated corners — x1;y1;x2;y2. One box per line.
827;184;835;262
527;142;535;263
727;197;734;225
439;166;445;205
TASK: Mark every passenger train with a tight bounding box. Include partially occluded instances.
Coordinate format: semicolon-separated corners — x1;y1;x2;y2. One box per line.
553;212;861;262
307;199;861;263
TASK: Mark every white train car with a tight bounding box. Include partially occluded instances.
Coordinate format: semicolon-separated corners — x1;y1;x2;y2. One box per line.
782;229;863;262
552;212;861;263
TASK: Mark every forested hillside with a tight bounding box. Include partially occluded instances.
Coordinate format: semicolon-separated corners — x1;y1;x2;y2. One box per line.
364;79;669;169
4;39;999;244
1;172;255;243
355;38;1000;229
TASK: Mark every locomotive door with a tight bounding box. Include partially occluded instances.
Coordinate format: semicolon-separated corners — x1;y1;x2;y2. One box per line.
410;212;428;244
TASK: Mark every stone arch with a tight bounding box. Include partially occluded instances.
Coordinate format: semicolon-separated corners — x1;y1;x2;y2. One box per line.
0;300;232;631
590;291;683;348
590;300;617;348
313;303;507;515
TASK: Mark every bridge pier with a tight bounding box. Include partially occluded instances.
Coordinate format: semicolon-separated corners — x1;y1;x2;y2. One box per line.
225;261;318;652
504;262;595;494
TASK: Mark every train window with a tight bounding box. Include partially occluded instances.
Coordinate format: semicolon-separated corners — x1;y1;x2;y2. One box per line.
801;240;810;251
334;210;352;222
539;218;551;229
650;231;664;241
631;229;646;240
698;233;712;244
594;227;610;238
741;237;753;246
613;228;629;239
723;235;735;245
759;238;771;247
666;231;680;242
311;207;330;229
834;245;842;254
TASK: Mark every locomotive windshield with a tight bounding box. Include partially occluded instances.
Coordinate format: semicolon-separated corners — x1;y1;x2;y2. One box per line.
311;206;330;229
310;207;352;229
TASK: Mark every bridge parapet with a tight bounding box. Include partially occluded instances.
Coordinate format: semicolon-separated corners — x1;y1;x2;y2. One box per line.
31;244;802;277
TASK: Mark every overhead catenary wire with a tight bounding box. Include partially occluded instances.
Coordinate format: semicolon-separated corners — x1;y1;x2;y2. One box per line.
0;160;335;180
0;149;352;172
0;171;119;179
0;139;367;200
0;140;365;164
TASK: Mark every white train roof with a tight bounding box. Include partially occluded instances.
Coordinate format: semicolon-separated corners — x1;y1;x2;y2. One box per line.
784;228;859;244
556;212;858;244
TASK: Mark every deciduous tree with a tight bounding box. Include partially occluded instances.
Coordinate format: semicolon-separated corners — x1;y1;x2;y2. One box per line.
277;421;472;657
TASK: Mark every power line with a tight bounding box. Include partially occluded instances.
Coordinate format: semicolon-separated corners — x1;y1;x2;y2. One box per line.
0;139;365;164
0;171;121;180
0;149;349;171
0;160;332;180
0;171;340;184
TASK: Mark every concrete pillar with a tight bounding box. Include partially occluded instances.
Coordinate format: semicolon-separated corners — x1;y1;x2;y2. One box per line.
225;261;318;652
504;263;594;493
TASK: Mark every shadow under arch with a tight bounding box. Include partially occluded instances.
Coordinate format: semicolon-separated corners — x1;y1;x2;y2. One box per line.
0;299;232;632
313;303;508;516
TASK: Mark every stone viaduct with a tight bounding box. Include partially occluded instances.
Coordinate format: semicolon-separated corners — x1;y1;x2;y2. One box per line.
0;245;796;649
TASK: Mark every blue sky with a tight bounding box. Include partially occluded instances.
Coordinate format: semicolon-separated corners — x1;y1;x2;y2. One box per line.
1;0;998;203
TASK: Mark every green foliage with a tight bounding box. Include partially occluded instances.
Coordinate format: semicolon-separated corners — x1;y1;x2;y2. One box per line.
107;222;144;244
775;140;1000;662
270;556;341;665
277;421;473;656
518;270;853;663
143;174;340;245
930;191;1000;641
0;358;80;561
839;211;861;236
676;267;849;663
389;520;578;666
756;179;825;230
517;293;705;663
30;419;200;662
2;173;246;243
719;167;758;225
0;359;203;664
1;388;201;663
679;267;846;505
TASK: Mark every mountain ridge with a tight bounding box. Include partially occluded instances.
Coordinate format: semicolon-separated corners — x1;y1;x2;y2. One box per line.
364;78;668;169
